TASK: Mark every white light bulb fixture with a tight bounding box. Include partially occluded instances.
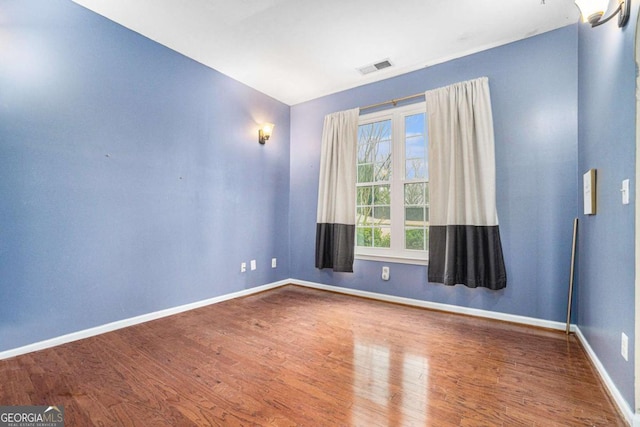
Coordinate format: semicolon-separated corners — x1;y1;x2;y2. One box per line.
574;0;630;27
258;123;274;145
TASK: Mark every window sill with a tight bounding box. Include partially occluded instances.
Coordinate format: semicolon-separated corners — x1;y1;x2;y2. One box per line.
355;253;428;266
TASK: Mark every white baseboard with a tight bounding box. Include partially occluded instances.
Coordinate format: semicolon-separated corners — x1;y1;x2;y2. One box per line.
2;278;635;426
574;327;637;427
1;279;568;360
0;280;289;361
290;279;573;332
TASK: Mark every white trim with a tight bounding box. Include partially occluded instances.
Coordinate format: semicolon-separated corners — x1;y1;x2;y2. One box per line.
290;279;571;331
0;280;288;361
635;11;640;416
356;103;430;260
574;327;638;427
355;253;428;266
0;278;569;361
2;277;635;425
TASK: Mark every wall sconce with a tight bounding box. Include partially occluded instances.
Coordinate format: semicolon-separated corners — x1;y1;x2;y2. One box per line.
258;123;274;145
575;0;630;27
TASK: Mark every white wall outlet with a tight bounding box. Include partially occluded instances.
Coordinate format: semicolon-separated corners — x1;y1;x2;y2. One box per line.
250;259;256;271
240;262;246;273
271;258;277;268
381;266;390;281
621;332;629;361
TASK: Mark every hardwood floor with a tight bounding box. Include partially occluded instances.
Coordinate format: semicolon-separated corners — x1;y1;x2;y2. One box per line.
0;285;626;426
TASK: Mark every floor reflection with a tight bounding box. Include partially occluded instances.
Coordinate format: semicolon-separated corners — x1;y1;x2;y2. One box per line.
352;340;428;426
402;353;428;425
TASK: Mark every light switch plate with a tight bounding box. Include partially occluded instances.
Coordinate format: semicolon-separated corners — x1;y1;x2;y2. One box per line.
622;179;630;205
583;169;596;215
250;260;256;271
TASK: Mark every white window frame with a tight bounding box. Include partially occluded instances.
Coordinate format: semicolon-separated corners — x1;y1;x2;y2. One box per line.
355;102;428;266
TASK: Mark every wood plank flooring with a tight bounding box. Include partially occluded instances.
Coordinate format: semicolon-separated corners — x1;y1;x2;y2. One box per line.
0;285;626;426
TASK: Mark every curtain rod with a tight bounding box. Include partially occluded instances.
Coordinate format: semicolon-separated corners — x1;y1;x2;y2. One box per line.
360;92;425;111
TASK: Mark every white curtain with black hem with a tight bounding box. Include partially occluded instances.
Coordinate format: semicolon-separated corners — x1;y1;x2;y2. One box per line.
315;108;360;272
425;77;507;290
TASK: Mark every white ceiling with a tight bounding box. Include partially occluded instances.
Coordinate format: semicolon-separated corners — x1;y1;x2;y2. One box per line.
71;0;580;105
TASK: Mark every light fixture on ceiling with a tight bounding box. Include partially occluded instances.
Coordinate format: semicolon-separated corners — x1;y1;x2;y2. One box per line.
574;0;631;27
258;123;274;145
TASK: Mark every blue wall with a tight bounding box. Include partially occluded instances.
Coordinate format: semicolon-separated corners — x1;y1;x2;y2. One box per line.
576;5;638;408
291;26;579;322
0;0;291;352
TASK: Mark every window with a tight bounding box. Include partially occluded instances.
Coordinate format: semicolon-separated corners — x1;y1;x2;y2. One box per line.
356;103;428;264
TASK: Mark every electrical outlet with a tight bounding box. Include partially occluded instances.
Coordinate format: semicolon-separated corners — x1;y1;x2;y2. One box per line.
250;259;256;271
621;332;629;361
240;262;246;273
271;258;277;268
381;266;390;281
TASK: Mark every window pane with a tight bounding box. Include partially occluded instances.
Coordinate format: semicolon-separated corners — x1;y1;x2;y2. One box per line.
374;160;391;181
374;185;390;205
372;120;392;141
405;113;427;181
359;121;391;147
374;206;391;222
405;136;425;159
360;122;383;142
405;207;425;225
358;143;374;163
375;140;391;162
404;179;428;250
405;113;425;135
404;183;425;205
358;164;374;183
357;227;372;247
405;229;425;250
406;159;427;180
374;227;391;248
357;186;373;205
357;207;373;224
358;119;392;184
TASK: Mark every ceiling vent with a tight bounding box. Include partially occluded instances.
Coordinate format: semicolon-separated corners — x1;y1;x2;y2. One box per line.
357;59;393;75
